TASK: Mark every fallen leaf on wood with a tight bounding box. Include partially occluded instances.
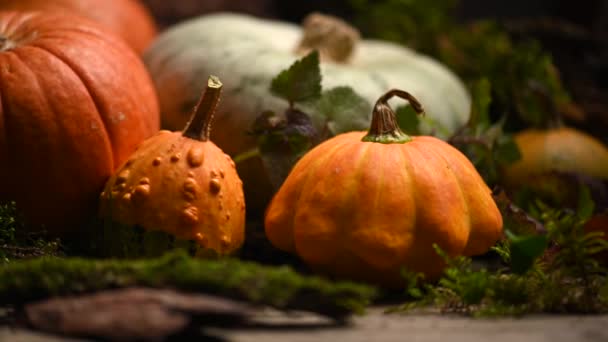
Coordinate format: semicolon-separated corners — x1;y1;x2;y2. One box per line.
23;287;252;341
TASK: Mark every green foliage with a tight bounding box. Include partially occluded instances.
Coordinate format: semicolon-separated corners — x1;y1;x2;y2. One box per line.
0;203;17;244
505;230;548;275
392;187;608;317
0;250;378;319
270;50;322;106
441;22;571;128
267;50;372;137
350;0;458;54
245;51;372;190
314;86;372;135
449;79;521;184
351;0;573;131
247;108;320;189
395;105;422;135
0;202;62;263
0;202;18;263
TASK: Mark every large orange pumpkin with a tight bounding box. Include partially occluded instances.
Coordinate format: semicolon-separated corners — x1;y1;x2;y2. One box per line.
0;11;160;234
265;89;503;286
0;0;157;54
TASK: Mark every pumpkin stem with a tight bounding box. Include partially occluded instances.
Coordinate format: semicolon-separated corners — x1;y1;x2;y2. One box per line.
0;35;13;51
182;76;223;141
362;89;425;144
295;12;360;64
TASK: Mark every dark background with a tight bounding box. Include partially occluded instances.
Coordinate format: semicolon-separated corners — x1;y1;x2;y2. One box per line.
140;0;607;31
140;0;608;136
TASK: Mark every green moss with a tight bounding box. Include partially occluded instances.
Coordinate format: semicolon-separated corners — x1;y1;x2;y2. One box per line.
0;250;377;319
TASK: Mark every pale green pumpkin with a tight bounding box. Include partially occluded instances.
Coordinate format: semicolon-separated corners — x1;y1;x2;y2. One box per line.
144;12;471;156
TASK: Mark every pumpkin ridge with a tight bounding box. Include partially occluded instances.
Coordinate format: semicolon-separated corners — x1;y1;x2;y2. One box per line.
3;48;65;146
18;43;116;166
339;140;374;262
11;46;64;130
423;139;472;233
432;139;502;255
293;136;371;267
402;142;443;267
0;73;8;191
397;142;418;247
264;136;344;252
32;35;154;166
10;45;114;167
347;142;412;269
8;13;103;48
37;15;143;51
406;140;469;257
0;51;26;200
0;3;158;54
290;135;356;254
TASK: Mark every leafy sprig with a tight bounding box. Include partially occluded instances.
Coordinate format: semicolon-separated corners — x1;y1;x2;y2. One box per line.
270;50;323;107
244;50;373;191
392;187;608;316
448;79;522;184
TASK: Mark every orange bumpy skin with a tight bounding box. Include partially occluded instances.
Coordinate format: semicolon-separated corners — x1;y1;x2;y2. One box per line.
100;130;246;255
265;133;503;287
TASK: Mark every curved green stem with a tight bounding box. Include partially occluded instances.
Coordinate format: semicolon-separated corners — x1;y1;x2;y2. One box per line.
232;148;261;164
182;76;223;141
362;89;425;144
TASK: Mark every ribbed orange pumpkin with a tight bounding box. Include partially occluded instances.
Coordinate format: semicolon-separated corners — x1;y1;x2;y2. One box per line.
265;89;503;286
99;76;245;255
0;11;160;234
0;0;157;54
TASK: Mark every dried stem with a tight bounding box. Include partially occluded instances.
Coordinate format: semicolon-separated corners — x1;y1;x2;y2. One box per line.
362;89;425;144
182;76;223;141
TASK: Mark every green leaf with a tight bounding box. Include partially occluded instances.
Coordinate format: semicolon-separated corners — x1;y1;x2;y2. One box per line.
493;189;545;236
251;108;319;189
395;105;421;135
577;186;595;222
493;136;522;166
505;229;549;274
314;86;372;135
270;50;322;105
